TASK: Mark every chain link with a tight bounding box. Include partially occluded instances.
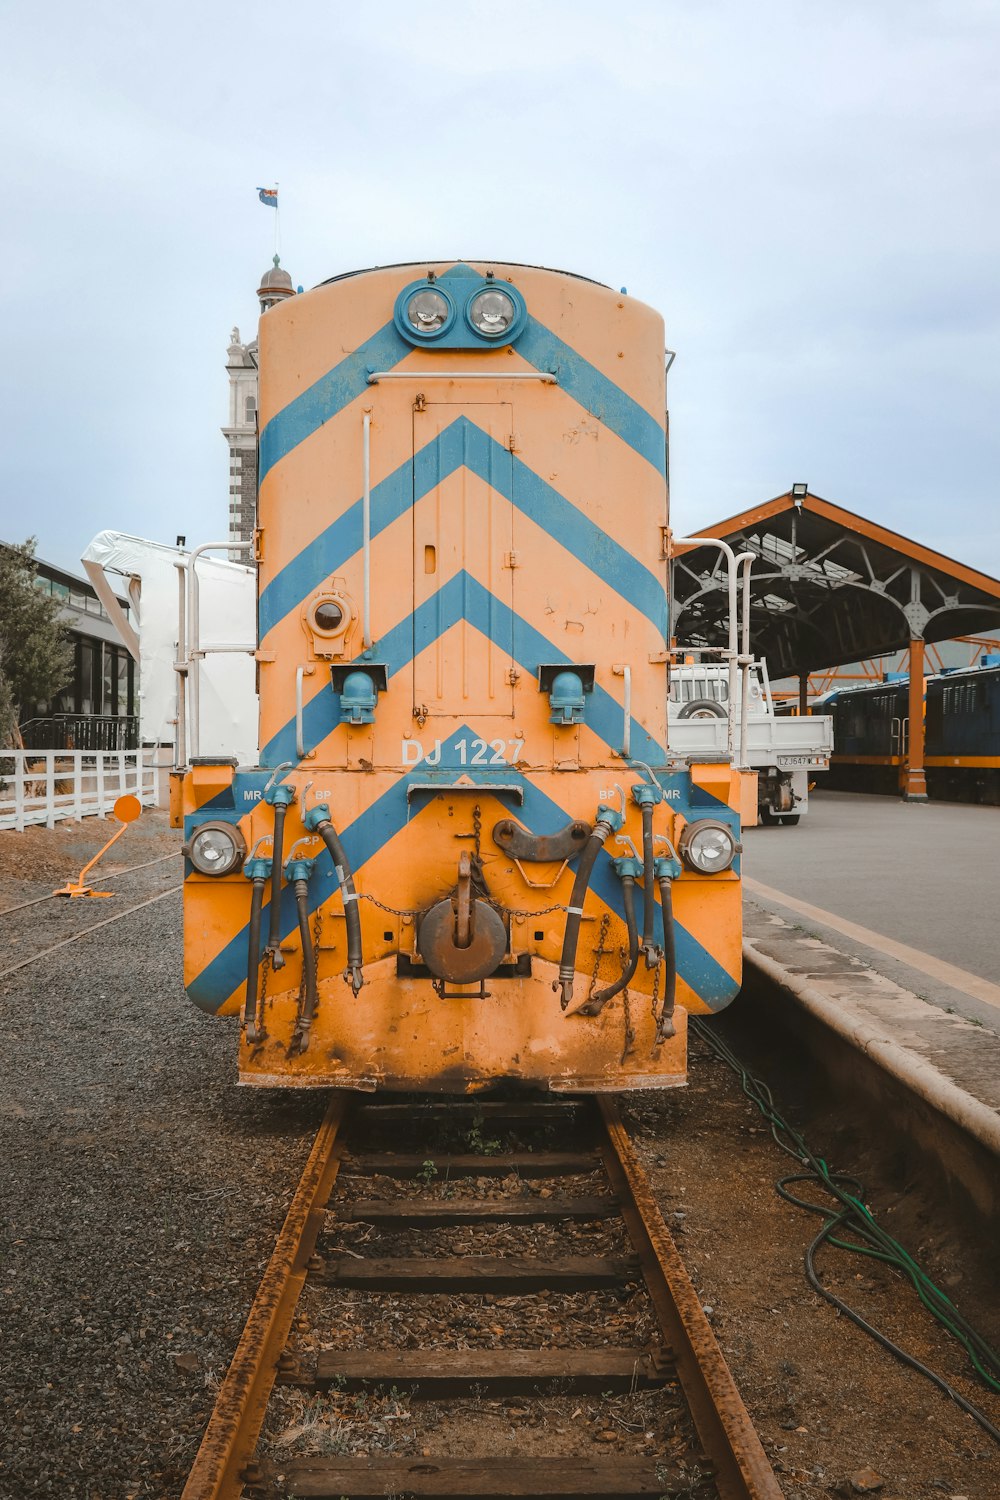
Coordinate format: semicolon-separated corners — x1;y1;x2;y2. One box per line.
587;912;612;1001
649;958;661;1031
620;957;636;1063
255;947;272;1038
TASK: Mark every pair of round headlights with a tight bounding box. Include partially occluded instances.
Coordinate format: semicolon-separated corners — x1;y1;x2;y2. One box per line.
400;282;523;343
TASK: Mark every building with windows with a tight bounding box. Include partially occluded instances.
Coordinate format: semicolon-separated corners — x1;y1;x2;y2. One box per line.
19;555;136;750
223;256;296;558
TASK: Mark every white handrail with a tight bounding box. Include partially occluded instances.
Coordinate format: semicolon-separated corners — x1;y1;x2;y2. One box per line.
612;664;632;757
185;541;254;760
671;536;740;757
367;370;557;384
295;665;316;759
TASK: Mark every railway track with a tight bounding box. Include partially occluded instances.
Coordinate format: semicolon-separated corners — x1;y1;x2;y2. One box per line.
182;1095;781;1500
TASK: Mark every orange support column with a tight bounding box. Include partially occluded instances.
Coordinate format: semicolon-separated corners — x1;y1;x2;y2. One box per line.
904;636;928;801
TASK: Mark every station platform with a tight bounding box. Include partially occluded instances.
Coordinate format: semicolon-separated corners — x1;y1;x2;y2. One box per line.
739;790;1000;1217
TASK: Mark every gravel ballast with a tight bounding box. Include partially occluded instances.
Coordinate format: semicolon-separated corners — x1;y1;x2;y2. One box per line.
0;825;325;1498
1;814;997;1498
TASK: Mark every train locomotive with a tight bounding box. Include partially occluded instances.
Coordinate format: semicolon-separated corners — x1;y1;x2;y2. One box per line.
177;262;746;1091
825;657;1000;805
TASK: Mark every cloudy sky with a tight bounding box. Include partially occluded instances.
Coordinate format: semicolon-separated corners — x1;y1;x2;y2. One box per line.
3;1;999;578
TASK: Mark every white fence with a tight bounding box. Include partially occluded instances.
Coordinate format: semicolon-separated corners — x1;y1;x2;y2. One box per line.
0;750;160;832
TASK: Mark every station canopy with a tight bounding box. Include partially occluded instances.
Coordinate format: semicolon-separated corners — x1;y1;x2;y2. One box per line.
671;490;1000;679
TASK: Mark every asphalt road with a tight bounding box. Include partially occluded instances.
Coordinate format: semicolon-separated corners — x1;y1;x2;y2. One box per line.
742;789;1000;1029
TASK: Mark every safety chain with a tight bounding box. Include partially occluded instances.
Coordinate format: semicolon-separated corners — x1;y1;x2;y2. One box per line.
620;956;636;1063
649;959;661;1032
312;906;323;971
587;912;612;1001
360;889;573;922
472;802;482;859
255;948;272;1040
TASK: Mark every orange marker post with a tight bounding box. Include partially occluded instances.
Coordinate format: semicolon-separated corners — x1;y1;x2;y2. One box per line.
53;795;143;898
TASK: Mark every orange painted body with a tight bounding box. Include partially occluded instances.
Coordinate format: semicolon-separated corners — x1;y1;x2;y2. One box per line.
181;263;744;1091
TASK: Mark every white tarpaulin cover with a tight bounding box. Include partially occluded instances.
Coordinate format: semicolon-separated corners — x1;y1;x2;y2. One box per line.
81;531;258;763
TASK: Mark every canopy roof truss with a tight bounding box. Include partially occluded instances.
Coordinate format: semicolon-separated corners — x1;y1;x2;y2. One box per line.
672;492;1000;680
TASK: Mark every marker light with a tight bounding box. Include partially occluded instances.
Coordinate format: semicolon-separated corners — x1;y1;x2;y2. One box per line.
468;288;517;338
405;288;451;335
678;819;738;875
187;821;246;877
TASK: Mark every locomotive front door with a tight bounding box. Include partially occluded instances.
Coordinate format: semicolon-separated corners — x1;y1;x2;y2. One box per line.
412;403;515;720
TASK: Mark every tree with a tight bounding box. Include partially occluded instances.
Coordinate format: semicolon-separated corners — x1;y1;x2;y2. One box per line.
0;539;74;746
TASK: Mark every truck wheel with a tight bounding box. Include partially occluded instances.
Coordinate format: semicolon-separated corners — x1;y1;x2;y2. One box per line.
777;814;800;826
759;806;775;825
678;698;727;719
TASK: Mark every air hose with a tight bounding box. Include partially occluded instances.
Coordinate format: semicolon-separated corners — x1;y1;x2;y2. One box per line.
557;803;624;1011
578;861;640;1015
264;778;296;969
242;854;271;1043
287;855;318;1055
654;855;678;1041
303;801;364;995
640;800;658;968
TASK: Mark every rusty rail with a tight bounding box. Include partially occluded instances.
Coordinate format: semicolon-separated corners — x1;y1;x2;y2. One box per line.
598;1098;783;1500
180;1097;348;1500
182;1094;781;1499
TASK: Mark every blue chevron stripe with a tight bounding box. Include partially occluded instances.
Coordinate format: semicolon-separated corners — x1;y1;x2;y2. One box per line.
261;571;664;768
258;415;666;641
257;271;665;483
187;741;737;1014
514;319;665;474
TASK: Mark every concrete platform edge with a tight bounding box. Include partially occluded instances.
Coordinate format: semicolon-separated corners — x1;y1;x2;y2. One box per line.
742;942;1000;1161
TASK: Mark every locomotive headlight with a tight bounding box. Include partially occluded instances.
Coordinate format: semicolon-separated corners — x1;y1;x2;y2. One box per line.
468;288;517;338
678;819;738;875
405;288;452;335
186;821;247;877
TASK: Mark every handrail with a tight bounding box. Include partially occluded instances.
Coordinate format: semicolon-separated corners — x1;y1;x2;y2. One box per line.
366;370;557;384
184;542;254;761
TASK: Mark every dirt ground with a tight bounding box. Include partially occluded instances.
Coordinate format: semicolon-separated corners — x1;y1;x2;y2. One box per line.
625;1029;1000;1500
0;807;179;902
2;817;996;1496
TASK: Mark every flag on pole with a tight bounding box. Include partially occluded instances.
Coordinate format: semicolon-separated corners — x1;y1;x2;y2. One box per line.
257;186;278;207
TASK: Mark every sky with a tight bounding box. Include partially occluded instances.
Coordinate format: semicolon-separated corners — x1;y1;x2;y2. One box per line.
2;0;999;579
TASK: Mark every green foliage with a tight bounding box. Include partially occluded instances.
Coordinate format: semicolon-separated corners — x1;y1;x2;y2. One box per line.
417;1158;438;1184
0;539;74;742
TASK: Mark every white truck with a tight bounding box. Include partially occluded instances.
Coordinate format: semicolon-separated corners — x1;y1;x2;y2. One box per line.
667;659;832;825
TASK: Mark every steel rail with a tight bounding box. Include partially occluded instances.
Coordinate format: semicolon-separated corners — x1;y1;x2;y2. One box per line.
598;1097;783;1500
0;850;182;916
0;886;182;980
181;1097;348;1500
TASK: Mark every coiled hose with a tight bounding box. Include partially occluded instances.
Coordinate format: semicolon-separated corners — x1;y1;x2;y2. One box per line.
316;820;364;994
558;816;617;1010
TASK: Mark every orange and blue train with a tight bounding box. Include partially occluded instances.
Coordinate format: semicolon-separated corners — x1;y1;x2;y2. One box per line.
178;261;746;1091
